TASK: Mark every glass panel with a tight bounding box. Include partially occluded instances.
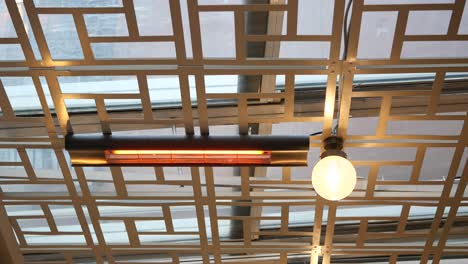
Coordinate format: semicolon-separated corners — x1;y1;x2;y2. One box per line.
357;11;398;59
402;41;468;59
1;184;68;193
272;122;323;135
420;148;455;181
456;148;468;178
98;206;163;217
353;73;436;84
33;0;123;7
297;0;333;35
84;14;128;37
406;10;452;35
139;234;199;244
0;149;20;162
180;0;193;58
134;0;173;36
204;75;238;93
199;0;248;4
347;147;417;161
199;12;236;58
39;14;84;60
16;2;42;59
459;2;468;34
103;98;142;110
279;41;329;59
1;77;41;113
387;120;464;136
365;0;454;3
0;166;28;178
348;116;379;135
92;42;176;59
50;205;83;232
336;205;403;217
147;75;181;103
171;206;199;232
17;218;51;232
0;44;25;61
5;205;43;216
0;1;17;37
378;166;412;181
100;220;129;244
58;76;139;93
135;220;166;232
122;167;156;181
25;234;87;245
292;74;329;87
25;149;62;178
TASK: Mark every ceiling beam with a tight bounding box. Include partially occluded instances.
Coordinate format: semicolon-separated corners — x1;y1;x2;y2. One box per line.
0;203;24;264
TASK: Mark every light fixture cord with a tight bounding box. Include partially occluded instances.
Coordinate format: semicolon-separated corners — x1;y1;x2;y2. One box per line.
333;0;354;136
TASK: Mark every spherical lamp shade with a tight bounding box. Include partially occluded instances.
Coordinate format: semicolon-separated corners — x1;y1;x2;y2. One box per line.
312;155;357;201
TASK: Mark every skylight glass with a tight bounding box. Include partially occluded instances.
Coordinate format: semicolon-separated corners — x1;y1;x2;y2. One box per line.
1;1;468;262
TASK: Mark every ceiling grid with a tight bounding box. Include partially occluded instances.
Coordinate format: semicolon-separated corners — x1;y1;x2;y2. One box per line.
0;0;467;263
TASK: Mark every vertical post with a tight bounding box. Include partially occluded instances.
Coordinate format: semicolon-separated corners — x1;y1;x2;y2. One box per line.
0;205;24;264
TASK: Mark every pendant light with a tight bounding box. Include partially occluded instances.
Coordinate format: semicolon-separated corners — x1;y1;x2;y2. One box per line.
312;136;356;201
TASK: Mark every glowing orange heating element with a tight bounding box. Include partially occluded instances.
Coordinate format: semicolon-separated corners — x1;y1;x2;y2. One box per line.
106;149;271;165
111;150;265;155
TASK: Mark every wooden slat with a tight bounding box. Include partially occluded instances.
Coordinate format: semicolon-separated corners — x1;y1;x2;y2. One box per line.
310;201;323;264
124;219;140;246
110;167;128;198
0;81;15;119
375;96;391;136
410;146;426;183
420;115;468;263
390;9;409;61
365;166;379;198
356;219;368;247
136;73;153;120
75;166;114;263
23;0;53;65
427;72;446;115
187;0;203;62
235;10;246;61
169;0;187;62
88;35;174;42
95;98;111;134
0;0;467;263
286;0;298;36
190;167;209;264
447;0;466;37
123;0;140;39
0;204;24;263
17;148;37;182
5;0;36;62
178;73;194;135
204;167;221;264
35;7;124;14
363;4;454;11
321;204;337;264
398;205;411;233
73;13;94;62
162;205;174;233
198;4;288;12
195;74;209;135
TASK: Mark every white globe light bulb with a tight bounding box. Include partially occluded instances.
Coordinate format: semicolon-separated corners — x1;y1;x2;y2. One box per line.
312;155;356;201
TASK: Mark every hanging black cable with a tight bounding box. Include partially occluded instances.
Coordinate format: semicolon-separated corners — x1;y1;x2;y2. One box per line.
333;0;354;135
310;131;323;136
342;0;354;61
